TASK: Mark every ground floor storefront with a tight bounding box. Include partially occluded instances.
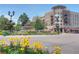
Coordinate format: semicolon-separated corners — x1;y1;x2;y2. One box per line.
52;27;79;33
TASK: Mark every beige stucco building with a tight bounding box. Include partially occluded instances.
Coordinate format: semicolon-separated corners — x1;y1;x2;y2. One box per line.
41;5;79;33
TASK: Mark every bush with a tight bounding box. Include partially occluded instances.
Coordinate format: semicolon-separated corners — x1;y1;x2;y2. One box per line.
51;32;59;35
27;31;37;35
0;31;3;35
11;30;61;35
25;31;29;35
2;31;10;36
0;30;10;36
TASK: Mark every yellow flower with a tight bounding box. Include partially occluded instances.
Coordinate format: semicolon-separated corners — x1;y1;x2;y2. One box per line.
15;37;20;41
20;38;30;47
0;39;6;45
8;37;14;41
8;37;20;43
53;46;62;54
13;42;17;46
20;42;25;47
0;40;2;43
32;41;44;49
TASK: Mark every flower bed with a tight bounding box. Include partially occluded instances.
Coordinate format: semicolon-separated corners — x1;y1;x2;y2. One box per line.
0;36;61;54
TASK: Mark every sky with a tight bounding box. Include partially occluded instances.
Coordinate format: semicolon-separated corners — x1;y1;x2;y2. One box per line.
0;4;79;23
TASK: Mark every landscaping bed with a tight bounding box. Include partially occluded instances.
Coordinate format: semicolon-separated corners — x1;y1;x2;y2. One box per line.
0;36;61;54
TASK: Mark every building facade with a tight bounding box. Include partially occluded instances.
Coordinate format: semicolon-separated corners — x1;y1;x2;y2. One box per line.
42;5;79;33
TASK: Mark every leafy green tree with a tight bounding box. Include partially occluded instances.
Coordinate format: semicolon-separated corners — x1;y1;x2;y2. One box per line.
0;15;15;32
15;23;21;31
34;16;45;31
18;13;29;26
8;20;15;32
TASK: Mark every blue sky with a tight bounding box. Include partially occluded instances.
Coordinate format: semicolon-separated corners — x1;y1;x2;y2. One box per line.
0;4;79;23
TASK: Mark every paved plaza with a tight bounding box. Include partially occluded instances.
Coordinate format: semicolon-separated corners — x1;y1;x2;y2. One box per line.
1;33;79;54
28;33;79;54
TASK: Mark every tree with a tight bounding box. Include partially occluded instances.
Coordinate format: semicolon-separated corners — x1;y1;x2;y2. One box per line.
15;23;21;31
7;20;15;32
18;13;29;26
0;15;15;32
34;16;45;31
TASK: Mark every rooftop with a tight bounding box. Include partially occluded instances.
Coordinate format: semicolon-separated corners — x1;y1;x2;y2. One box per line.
52;5;66;9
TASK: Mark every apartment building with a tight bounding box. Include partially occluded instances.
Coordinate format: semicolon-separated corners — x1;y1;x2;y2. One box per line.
42;5;79;33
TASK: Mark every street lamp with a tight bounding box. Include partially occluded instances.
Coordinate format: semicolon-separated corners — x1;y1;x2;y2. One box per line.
8;11;15;32
8;11;15;20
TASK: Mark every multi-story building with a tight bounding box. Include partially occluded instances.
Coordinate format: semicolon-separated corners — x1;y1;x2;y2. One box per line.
42;5;79;33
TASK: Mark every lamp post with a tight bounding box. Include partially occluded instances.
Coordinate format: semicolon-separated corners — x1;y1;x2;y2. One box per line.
8;11;15;20
8;11;15;32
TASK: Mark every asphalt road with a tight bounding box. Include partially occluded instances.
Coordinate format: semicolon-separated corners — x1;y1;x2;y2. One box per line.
0;33;79;54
